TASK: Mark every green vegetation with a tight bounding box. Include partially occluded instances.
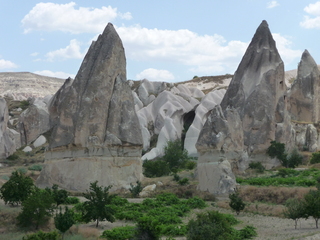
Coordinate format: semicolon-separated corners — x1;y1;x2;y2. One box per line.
267;141;302;168
81;181;116;227
0;170;34;206
237;168;320;187
101;226;135;240
310;152;320;164
54;206;75;238
28;164;43;171
46;184;68;207
229;189;246;215
129;181;143;198
19;100;30;110
186;210;257;240
22;231;60;240
283;198;305;229
17;188;55;229
143;139;195;178
248;162;265;173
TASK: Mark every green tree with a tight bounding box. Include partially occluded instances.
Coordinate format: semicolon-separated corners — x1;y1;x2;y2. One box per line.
82;181;116;227
267;141;287;167
229;188;246;215
46;184;68;207
54;206;75;239
286;148;303;168
283;198;305;229
310;152;320;164
162;139;190;173
17;188;55;230
304;190;320;228
0;170;34;206
129;181;143;198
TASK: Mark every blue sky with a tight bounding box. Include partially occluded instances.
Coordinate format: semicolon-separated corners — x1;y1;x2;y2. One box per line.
1;1;320;82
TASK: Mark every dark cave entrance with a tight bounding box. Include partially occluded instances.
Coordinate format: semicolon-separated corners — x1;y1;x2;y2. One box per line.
181;111;196;149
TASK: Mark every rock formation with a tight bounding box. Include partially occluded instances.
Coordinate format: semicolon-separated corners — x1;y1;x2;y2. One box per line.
288;50;320;123
36;23;143;192
196;20;294;195
0;98;15;158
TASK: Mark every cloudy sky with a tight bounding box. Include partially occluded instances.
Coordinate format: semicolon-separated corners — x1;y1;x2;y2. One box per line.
1;1;320;82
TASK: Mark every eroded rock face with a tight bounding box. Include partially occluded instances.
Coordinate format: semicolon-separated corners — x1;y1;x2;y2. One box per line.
0;98;15;159
196;20;294;195
288;50;320;123
37;23;143;192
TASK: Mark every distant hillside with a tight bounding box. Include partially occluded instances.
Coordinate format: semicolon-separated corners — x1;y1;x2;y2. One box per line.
0;72;65;100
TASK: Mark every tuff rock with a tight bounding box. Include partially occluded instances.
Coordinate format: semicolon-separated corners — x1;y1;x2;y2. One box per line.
288;50;320;123
196;20;294;195
36;23;143;192
0;98;15;158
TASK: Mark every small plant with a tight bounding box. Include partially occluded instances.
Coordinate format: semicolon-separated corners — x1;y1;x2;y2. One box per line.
6;153;19;161
286;148;303;168
22;230;60;240
17;167;27;174
173;173;180;182
101;226;135;240
28;164;43;171
185;161;196;170
248;162;265;173
130;181;143;198
64;196;80;205
178;178;189;186
229;188;246;215
20;100;30;110
143;159;170;178
310;152;320;164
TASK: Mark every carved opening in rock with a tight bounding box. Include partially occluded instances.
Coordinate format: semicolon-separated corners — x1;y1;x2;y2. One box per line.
181;110;195;148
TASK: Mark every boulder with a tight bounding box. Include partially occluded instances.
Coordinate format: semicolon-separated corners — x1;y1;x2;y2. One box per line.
18;98;50;146
196;20;294;195
0;98;15;159
139;184;156;197
36;23;143;192
288;50;320;122
33;135;47;148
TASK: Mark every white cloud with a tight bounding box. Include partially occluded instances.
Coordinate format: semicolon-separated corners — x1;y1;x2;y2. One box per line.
117;25;248;76
267;1;279;9
272;33;301;65
136;68;175;81
300;2;320;29
46;39;84;61
34;70;75;79
0;59;18;69
22;2;132;34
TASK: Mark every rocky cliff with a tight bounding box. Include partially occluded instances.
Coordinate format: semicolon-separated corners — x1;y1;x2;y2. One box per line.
36;23;143;192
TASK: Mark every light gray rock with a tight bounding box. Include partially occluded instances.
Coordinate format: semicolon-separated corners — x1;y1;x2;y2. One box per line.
18;98;50;146
37;23;143;192
139;184;156;197
9;129;21;149
0;98;15;159
22;146;32;152
196;20;294;195
33;135;46;148
288;50;320;122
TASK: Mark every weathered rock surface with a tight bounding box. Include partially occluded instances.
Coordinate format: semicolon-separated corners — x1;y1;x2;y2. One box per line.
18;98;50;146
196;20;294;195
288;50;320;123
0;98;15;159
37;23;143;192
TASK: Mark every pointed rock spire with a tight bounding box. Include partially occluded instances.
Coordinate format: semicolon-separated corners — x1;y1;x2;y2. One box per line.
288;49;320;122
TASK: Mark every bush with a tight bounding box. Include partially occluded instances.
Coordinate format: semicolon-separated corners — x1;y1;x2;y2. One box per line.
101;226;135;240
28;164;43;171
178;178;189;186
143;159;170;178
248;162;265;173
267;141;287;167
54;206;75;236
185;161;196;170
22;230;60;240
17;167;27;174
64;196;80;205
130;181;143;198
229;189;246;215
287;148;303;168
6;153;19;161
310;152;320;164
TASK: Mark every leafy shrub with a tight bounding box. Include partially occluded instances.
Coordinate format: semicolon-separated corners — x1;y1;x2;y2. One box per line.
248;162;265;173
46;184;68;206
130;181;143;198
178;178;189;186
185;197;207;209
229;189;246;215
20;100;30;110
17;167;27;174
64;196;80;205
310;152;320;164
22;230;60;240
238;225;258;239
173;173;180;182
267;141;287;166
101;226;135;240
286;148;303;168
54;206;75;235
6;153;19;161
185;161;196;170
28;164;42;171
277;168;298;178
187;210;255;240
155;193;180;205
143;159;170;177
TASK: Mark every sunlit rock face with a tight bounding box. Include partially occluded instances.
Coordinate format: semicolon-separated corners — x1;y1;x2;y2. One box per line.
36;23;143;192
0;98;15;159
196;20;294;195
288;50;320;123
